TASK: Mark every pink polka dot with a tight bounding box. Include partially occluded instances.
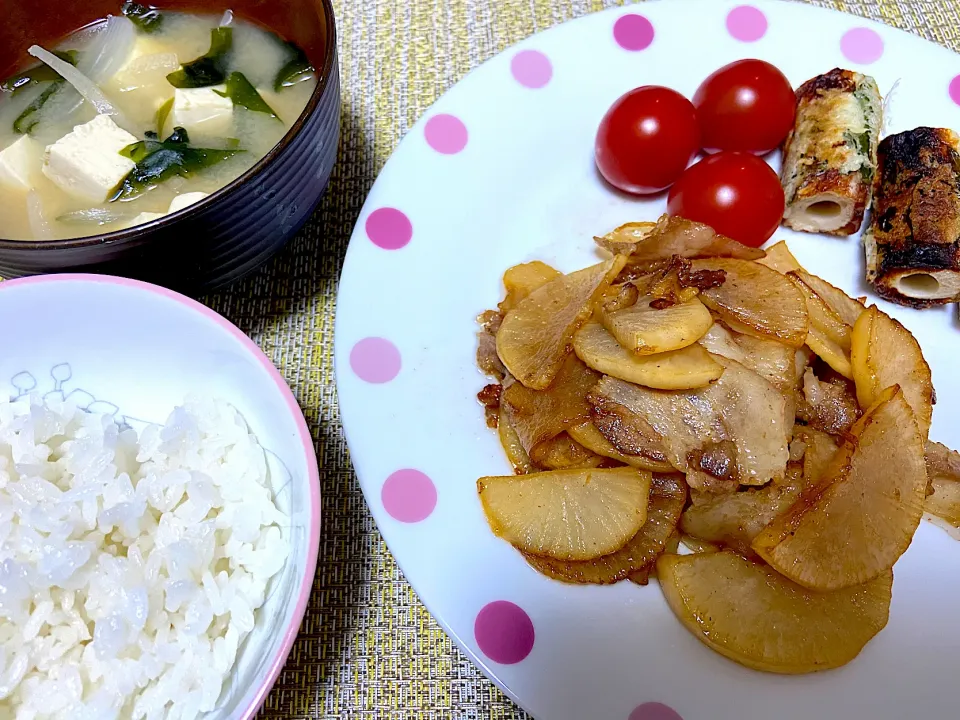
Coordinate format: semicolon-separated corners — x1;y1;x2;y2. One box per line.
475;601;535;664
629;703;684;720
349;337;401;384
613;14;655;52
841;27;884;64
365;208;412;250
726;5;767;42
948;75;960;106
381;469;437;523
511;50;553;89
424;114;468;154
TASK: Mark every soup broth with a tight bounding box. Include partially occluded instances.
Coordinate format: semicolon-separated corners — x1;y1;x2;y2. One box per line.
0;4;317;240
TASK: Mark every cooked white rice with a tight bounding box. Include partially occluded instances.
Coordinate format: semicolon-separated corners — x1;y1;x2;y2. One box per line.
0;395;289;719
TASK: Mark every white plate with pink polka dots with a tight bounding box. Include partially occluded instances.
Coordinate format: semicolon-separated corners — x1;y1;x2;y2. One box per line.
335;1;960;718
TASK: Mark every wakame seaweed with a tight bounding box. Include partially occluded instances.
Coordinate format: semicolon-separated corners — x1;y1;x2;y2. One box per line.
273;43;315;91
166;27;233;88
2;50;77;96
121;2;164;34
217;72;278;118
155;96;173;134
110;127;242;201
13;82;63;134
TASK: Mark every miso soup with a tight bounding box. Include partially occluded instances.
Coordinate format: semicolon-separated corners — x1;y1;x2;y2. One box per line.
0;3;318;240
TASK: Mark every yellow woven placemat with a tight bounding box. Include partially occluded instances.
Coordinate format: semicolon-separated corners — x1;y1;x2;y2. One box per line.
200;1;960;717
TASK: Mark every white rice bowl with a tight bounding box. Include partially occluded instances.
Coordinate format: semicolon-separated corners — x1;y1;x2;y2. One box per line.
0;394;289;719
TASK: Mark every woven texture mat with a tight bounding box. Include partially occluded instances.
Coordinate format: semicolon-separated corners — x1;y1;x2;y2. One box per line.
201;1;960;717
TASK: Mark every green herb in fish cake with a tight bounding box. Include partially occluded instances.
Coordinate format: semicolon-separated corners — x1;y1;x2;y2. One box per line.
844;130;870;159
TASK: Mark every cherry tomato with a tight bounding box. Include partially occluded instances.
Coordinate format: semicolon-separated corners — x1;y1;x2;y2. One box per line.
667;152;784;247
693;59;796;154
595;86;700;195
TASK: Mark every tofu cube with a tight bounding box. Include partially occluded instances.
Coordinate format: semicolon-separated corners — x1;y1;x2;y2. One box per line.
122;36;171;67
168;87;233;139
168;191;210;213
42;115;138;202
0;135;39;190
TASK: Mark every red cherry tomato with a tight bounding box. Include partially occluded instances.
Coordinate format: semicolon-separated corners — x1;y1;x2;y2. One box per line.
667;152;784;247
693;59;796;154
595;86;700;195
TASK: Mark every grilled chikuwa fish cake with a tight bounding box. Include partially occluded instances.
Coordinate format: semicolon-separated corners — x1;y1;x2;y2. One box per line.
781;69;882;235
864;127;960;308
